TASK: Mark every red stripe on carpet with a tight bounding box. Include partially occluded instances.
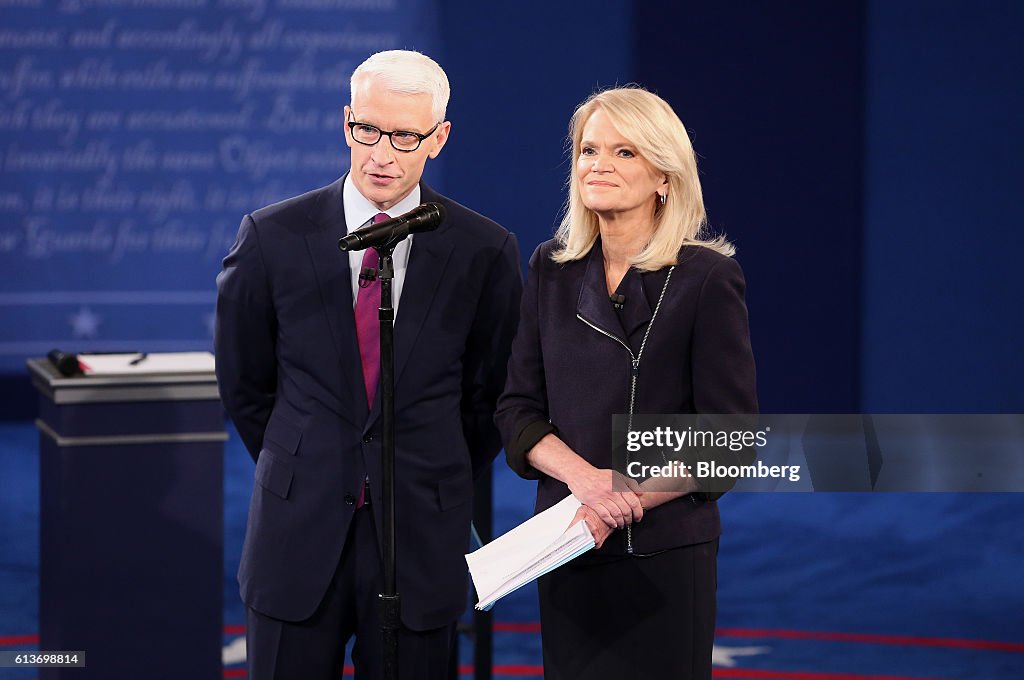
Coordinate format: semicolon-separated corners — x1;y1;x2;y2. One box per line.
712;671;942;680
461;665;544;676
492;622;542;633
219;622;1023;654
0;634;38;646
715;628;1024;653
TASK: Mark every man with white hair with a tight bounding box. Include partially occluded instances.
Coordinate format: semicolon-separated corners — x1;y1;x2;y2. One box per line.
216;50;522;679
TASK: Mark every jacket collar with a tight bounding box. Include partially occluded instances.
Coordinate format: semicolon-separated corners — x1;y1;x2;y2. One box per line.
303;176;365;422
576;237;654;348
381;182;454;423
303;177;455;428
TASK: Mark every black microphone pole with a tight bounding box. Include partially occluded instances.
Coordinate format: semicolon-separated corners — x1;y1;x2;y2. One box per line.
338;203;445;680
376;242;400;680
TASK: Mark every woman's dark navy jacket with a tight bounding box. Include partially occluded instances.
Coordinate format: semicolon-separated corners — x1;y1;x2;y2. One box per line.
495;237;758;555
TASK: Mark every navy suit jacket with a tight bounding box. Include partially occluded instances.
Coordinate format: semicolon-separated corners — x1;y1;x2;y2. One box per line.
495;238;757;555
215;177;522;629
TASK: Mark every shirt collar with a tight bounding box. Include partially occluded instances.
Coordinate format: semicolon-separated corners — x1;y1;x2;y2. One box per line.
343;174;422;233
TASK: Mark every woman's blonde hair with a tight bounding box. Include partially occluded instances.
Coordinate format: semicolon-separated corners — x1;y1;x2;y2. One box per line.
552;86;734;269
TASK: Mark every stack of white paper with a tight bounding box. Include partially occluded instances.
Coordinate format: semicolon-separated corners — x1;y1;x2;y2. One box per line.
77;351;215;376
465;494;595;611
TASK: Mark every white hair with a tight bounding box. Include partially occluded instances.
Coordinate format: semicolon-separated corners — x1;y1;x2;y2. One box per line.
350;50;450;122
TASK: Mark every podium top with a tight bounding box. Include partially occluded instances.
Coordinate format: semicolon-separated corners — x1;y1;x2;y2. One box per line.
28;356;220;405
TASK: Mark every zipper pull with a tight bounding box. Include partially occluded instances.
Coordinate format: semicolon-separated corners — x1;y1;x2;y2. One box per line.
631;359;639;378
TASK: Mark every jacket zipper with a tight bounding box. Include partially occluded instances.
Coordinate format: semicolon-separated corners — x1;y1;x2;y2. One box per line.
576;313;640;554
574;265;675;556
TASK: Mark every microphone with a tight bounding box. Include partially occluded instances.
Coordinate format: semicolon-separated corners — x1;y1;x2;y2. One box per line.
609;293;626;310
47;349;82;377
358;266;378;288
338;202;446;252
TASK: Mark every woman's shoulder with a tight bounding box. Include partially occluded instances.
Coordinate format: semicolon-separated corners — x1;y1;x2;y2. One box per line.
677;244;743;278
530;238;560;261
528;238;582;271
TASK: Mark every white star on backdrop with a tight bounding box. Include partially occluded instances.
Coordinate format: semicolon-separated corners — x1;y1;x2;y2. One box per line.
712;644;771;667
68;307;102;338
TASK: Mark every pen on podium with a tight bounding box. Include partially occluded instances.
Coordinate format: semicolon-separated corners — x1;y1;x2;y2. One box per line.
129;353;148;366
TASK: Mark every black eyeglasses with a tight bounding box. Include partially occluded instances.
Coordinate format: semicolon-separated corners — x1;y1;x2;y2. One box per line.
347;112;441;152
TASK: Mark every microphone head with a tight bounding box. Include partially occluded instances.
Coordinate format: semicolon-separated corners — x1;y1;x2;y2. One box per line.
410;202;446;233
47;349;81;377
337;202;446;252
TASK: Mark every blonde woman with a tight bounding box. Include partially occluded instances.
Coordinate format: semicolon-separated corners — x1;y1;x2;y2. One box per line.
496;87;757;679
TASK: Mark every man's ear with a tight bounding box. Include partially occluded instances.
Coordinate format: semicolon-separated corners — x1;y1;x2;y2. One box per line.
342;105;353;149
427;121;452;159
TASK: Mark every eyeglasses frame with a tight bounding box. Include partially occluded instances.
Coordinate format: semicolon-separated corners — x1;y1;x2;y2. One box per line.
346;111;442;153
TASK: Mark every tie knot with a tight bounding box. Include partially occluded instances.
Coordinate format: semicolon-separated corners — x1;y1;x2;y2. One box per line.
373;212;390;224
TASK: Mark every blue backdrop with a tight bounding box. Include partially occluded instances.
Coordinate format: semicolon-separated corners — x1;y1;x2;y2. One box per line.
1;3;1023;676
0;0;442;370
2;0;1022;415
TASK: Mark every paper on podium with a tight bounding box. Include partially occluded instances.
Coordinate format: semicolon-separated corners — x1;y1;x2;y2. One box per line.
466;494;595;611
77;351;215;376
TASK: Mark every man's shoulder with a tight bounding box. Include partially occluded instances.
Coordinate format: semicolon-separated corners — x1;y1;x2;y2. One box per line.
250;179;339;224
425;188;512;246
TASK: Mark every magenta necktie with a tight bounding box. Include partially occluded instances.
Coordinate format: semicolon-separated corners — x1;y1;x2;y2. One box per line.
354;212;389;410
353;213;388;509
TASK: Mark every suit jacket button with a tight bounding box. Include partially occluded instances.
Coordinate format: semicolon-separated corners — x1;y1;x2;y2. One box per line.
344;494;356;505
363;432;374;443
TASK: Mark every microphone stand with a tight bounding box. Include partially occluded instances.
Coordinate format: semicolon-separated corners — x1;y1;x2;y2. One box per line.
376;241;400;680
337;204;444;679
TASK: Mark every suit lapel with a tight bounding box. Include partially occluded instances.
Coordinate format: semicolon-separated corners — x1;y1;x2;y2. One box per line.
576;238;656;352
618;268;654;341
576;239;629;346
365;183;454;425
397;232;452;383
303;177;366;423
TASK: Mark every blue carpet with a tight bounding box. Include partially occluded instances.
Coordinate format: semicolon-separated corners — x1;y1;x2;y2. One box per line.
2;421;1023;678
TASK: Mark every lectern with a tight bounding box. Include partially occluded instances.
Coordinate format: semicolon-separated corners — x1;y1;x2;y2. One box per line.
28;357;225;680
